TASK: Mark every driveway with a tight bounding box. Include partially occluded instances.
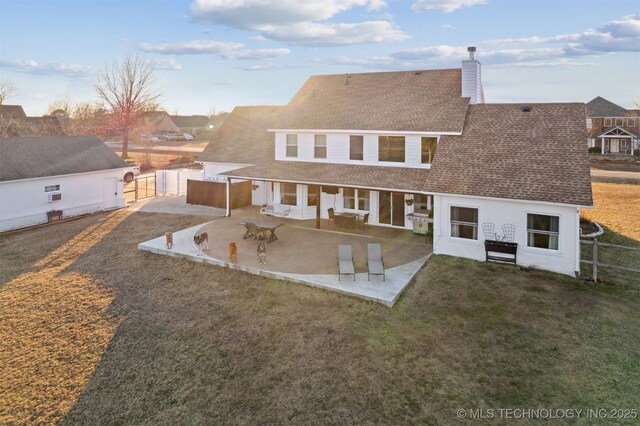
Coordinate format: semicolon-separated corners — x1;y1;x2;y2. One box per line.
591;168;640;181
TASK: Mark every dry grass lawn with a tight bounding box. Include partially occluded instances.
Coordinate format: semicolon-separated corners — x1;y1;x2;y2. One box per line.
1;208;639;424
581;182;640;243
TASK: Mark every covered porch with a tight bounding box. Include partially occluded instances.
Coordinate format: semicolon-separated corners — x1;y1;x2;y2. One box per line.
138;205;432;306
597;127;638;155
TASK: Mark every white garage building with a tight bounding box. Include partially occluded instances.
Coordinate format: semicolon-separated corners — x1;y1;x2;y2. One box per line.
0;135;128;232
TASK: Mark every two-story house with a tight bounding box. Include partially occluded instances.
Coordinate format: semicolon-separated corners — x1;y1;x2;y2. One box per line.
586;96;639;156
198;48;592;277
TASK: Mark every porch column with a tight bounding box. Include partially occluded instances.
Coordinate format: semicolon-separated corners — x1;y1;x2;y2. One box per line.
600;136;605;154
226;177;231;217
316;186;321;229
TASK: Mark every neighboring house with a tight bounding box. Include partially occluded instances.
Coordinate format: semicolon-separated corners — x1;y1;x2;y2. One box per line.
0;135;128;232
141;111;179;134
0;105;27;120
0;105;66;137
586;96;639;155
198;48;592;277
170;115;210;135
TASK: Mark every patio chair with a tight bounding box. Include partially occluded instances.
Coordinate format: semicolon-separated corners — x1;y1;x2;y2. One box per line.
501;224;516;242
338;245;355;281
260;205;274;216
328;208;337;229
357;212;370;231
482;222;497;241
367;243;385;281
244;222;266;240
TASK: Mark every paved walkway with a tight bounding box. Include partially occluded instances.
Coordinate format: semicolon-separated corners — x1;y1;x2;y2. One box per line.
591;168;640;180
138;206;432;306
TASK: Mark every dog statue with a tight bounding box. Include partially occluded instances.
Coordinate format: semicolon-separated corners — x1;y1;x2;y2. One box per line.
193;232;209;255
165;231;173;249
228;241;238;263
257;241;267;265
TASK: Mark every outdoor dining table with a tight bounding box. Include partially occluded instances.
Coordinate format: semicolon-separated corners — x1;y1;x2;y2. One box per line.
334;212;358;229
239;220;284;243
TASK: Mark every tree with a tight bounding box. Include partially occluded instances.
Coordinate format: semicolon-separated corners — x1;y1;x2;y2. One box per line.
0;80;16;104
95;55;160;158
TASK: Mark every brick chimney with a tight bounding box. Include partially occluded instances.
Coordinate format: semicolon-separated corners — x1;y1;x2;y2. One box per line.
461;46;484;105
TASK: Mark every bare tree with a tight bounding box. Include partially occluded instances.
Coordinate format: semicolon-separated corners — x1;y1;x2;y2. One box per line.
95;55;160;158
46;98;73;117
0;80;16;104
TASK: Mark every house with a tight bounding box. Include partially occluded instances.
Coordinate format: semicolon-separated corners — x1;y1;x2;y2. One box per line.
0;105;66;137
0;135;128;232
0;105;27;120
586;96;639;155
170;115;210;135
198;48;592;277
140;111;179;134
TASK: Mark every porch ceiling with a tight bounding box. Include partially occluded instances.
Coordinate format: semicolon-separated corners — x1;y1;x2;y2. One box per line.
219;161;430;192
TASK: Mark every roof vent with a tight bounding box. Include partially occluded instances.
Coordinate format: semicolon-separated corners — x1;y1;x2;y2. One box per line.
467;46;476;60
414;71;421;75
521;105;532;112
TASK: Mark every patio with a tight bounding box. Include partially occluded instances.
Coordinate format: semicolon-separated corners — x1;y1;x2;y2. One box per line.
138;206;432;306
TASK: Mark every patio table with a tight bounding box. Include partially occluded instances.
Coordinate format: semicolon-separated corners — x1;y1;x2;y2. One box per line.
334;212;358;229
239;220;284;243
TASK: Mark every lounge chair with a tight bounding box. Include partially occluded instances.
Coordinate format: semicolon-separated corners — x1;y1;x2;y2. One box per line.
338;245;355;281
367;243;385;281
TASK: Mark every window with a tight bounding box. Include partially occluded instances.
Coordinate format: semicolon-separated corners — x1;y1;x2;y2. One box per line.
628;118;636;127
286;134;298;158
604;118;613;126
343;188;370;210
615;118;623;126
378;136;405;162
527;214;559;250
307;185;318;206
414;194;432;214
280;183;297;206
421;137;437;164
350;135;363;160
586;118;592;129
45;184;60;192
314;135;327;159
450;206;478;240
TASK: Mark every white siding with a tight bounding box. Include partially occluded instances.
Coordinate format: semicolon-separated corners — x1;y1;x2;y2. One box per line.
202;162;250;181
461;59;483;104
274;131;437;169
0;169;125;232
433;194;580;276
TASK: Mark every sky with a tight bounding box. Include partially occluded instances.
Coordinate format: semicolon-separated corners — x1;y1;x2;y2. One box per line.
1;0;639;116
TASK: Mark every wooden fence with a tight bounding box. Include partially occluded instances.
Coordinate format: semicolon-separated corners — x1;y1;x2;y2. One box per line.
186;179;252;209
580;238;640;282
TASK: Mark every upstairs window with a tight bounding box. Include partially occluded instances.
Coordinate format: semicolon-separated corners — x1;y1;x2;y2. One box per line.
615;118;623;126
450;206;478;240
350;135;363;160
421;137;437;164
527;214;559;250
286;134;298;158
604;118;613;126
314;135;327;159
280;183;297;206
627;118;636;127
586;118;593;129
378;136;405;163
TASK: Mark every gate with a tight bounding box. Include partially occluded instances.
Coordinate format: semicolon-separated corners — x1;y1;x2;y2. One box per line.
124;175;157;203
186;179;252;209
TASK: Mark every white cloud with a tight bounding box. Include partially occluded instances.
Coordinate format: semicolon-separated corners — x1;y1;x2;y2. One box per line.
190;0;386;28
149;58;184;70
262;21;409;46
0;59;93;77
412;0;487;13
137;40;290;60
188;0;406;46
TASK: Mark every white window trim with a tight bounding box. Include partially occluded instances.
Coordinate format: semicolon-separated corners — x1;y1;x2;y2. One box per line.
377;135;406;163
448;203;480;244
524;211;562;255
349;135;364;161
627;118;636;127
286;134;298;158
342;188;370;212
314;134;327;159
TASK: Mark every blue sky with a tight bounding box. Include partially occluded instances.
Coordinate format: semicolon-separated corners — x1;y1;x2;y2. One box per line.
1;0;638;115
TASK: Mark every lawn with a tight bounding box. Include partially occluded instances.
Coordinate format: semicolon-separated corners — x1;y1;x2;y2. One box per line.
1;206;639;424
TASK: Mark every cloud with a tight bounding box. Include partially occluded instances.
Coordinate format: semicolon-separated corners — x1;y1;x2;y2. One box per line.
189;0;406;46
201;28;212;34
138;40;290;60
0;59;93;77
262;21;409;46
149;58;184;70
190;0;386;28
412;0;487;13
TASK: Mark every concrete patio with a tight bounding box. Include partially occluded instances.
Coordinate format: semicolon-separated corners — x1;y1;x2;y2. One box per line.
138;206;432;306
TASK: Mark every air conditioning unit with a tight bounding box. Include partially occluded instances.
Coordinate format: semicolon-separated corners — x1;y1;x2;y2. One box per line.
48;192;62;202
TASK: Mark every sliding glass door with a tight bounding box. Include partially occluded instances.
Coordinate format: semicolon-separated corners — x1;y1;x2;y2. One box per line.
378;191;406;227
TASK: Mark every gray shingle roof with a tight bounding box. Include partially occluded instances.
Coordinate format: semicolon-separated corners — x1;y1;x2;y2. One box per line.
0;105;27;119
170;115;210;128
0;135;128;182
277;69;469;133
426;103;592;206
586;96;628;118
